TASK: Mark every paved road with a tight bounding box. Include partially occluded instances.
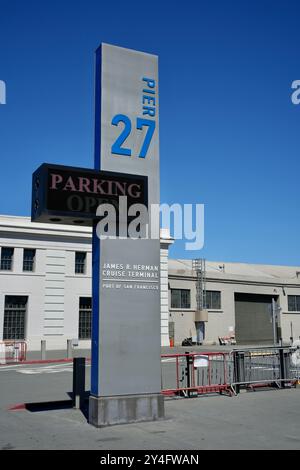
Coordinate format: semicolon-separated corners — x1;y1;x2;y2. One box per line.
1;361;300;450
0;354;231;397
22;343;280;361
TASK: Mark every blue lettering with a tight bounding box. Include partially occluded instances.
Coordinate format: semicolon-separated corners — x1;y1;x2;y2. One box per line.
142;77;155;88
143;96;155;106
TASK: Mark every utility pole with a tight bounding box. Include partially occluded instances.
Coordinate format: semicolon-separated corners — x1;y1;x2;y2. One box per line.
272;298;281;346
193;259;208;344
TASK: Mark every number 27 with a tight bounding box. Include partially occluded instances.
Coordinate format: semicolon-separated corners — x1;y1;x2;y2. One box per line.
111;114;155;159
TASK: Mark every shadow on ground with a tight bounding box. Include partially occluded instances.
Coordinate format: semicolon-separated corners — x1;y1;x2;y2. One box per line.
20;391;90;420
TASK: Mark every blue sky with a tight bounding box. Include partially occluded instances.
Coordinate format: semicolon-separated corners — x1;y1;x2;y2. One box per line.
0;0;299;265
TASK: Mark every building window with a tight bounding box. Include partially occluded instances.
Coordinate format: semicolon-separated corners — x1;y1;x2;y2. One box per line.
206;290;221;310
79;297;92;339
171;289;191;309
0;247;14;271
3;296;27;340
75;252;86;274
288;295;300;312
23;249;36;272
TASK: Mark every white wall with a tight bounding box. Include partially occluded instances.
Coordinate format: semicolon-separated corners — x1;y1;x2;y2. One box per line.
168;276;300;345
0;217;173;351
160;242;172;346
2;216;300;350
280;287;300;342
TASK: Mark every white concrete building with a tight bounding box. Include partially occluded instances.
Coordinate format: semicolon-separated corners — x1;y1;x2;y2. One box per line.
0;215;172;350
168;259;300;345
1;214;300;351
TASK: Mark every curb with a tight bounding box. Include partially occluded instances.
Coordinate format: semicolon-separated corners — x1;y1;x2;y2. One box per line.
0;357;91;367
8;403;26;411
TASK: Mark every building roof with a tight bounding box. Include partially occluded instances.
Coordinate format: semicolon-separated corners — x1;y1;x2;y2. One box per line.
0;214;92;240
0;214;173;243
1;215;299;284
168;258;300;284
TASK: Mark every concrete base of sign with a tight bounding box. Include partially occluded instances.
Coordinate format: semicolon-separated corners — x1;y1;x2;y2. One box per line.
89;393;165;427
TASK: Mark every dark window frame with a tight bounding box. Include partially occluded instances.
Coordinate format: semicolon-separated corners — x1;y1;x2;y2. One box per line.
79;297;92;339
75;252;86;274
23;248;36;272
3;295;27;340
171;289;191;309
0;247;14;271
288;295;300;312
205;290;221;310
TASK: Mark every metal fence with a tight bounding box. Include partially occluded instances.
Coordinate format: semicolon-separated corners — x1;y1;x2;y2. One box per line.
231;347;294;393
161;347;300;398
290;345;300;383
1;342;299;398
161;351;234;397
0;340;27;364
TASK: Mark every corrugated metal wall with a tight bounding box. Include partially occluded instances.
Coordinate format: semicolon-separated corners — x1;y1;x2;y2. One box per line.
235;293;276;344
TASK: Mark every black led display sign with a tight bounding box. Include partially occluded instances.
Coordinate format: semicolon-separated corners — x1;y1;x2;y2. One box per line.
31;163;148;226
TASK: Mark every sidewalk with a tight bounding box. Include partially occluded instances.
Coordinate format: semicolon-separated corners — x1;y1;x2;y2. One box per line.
1;387;300;449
